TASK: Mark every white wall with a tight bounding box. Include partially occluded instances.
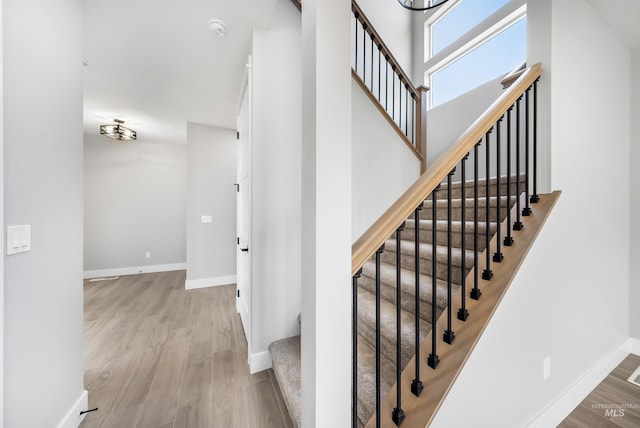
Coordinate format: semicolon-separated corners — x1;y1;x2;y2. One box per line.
0;0;4;420
631;50;640;339
84;135;186;275
249;0;302;369
426;75;504;168
351;78;421;240
185;123;237;288
432;1;631;426
358;0;413;77
4;0;86;426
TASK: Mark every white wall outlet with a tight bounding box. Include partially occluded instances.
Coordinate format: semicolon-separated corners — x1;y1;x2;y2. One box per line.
145;252;151;259
543;356;551;380
201;215;213;223
7;225;31;255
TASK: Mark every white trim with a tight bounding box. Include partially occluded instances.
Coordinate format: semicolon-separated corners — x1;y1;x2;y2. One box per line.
83;263;186;279
56;390;88;428
628;337;640;356
525;339;634;428
249;350;272;374
185;275;237;290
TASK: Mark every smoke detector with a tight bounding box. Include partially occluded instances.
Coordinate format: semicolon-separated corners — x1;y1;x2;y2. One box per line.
208;18;227;36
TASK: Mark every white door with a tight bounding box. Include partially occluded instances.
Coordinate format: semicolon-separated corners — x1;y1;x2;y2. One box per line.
236;59;252;344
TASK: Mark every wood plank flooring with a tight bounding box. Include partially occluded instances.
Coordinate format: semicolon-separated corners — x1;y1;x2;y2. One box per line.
559;354;640;428
80;270;293;428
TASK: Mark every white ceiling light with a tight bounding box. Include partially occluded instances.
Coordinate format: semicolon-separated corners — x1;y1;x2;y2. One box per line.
208;18;227;36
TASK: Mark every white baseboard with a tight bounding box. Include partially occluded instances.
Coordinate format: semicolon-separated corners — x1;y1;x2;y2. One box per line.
185;275;236;290
628;337;640;356
57;389;88;428
83;263;186;279
526;339;632;428
249;350;272;374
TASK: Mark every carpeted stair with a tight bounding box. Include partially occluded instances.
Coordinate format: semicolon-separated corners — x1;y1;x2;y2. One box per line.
269;175;524;427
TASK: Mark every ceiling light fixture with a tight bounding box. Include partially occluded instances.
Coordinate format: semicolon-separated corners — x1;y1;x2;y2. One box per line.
208;18;227;36
397;0;450;11
100;118;137;141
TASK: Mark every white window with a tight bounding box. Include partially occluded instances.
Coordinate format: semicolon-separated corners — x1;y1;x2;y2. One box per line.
423;0;527;108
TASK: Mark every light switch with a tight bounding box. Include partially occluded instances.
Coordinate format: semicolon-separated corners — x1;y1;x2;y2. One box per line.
201;215;213;223
7;225;31;255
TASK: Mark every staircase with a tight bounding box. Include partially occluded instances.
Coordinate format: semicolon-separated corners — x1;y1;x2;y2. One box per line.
270;176;524;428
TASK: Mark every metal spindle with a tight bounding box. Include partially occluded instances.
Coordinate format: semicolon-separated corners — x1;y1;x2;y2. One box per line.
375;244;384;428
392;225;405;426
493;117;504;263
482;130;493;281
405;84;409;137
377;45;381;102
411;94;415;146
411;204;424;396
362;24;367;84
471;142;482;300
370;34;374;93
352;269;362;428
398;76;403;130
458;154;469;320
392;65;396;121
354;13;358;73
514;96;524;231
504;106;515;246
531;79;540;203
443;171;455;345
523;87;532;217
428;186;440;369
385;56;389;110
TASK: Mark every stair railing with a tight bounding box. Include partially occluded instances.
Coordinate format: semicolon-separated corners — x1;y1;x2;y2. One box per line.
351;2;428;171
351;63;542;427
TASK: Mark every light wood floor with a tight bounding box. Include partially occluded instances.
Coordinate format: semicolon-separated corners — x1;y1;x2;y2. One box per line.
559;354;640;428
80;270;293;428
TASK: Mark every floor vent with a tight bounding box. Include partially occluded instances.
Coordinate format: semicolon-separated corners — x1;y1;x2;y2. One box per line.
627;365;640;387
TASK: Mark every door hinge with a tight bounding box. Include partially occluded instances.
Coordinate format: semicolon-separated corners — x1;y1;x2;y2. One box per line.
237;237;240;245
237;290;240;298
234;183;239;192
236;131;240;140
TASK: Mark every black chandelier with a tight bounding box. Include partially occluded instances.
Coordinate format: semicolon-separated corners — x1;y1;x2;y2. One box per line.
100;118;137;141
397;0;450;11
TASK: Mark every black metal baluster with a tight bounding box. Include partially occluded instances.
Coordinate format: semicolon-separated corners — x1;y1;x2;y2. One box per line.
392;65;396;122
523;87;532;217
428;186;440;369
354;12;358;74
444;171;455;345
531;78;540;204
411;93;415;146
412;204;424;397
471;142;482;300
493;117;504;263
405;84;409;138
504;105;515;246
370;34;374;93
385;56;389;111
398;76;403;130
392;225;405;426
375;244;384;428
378;44;382;102
362;24;367;85
352;269;362;428
514;96;524;231
458;154;469;320
482;130;493;281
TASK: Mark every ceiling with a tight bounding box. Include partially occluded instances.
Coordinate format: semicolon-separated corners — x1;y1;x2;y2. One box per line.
585;0;640;49
83;0;276;145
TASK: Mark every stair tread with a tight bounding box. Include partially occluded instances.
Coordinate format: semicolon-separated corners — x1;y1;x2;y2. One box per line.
269;336;301;428
384;238;475;269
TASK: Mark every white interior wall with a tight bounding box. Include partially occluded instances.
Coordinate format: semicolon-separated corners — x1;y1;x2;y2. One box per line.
358;0;413;77
185;123;237;288
3;0;86;426
249;0;302;370
0;0;4;420
351;78;421;240
631;50;640;339
84;136;187;275
432;1;631;426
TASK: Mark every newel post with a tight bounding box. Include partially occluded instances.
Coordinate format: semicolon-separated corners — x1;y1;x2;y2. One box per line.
416;85;430;173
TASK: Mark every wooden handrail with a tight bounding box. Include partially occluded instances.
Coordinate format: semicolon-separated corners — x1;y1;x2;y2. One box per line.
352;63;543;276
352;1;418;97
